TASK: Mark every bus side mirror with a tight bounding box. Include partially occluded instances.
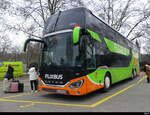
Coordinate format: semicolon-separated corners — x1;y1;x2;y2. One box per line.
23;39;47;52
73;26;81;44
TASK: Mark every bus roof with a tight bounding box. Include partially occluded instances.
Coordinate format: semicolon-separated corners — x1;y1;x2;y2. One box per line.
43;7;139;51
43;7;87;35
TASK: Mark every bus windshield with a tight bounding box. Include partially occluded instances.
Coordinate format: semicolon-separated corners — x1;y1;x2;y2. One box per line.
41;32;85;69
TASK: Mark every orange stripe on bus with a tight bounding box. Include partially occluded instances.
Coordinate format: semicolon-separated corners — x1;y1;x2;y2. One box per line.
38;76;104;96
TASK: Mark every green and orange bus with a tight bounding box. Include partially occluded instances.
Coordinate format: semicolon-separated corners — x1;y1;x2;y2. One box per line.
24;7;140;96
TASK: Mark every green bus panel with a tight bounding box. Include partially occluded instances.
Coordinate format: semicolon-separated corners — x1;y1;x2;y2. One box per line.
0;61;24;80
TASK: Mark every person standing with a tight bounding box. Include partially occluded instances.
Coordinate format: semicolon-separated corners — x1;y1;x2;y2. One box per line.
6;64;14;80
3;64;14;93
145;64;150;83
28;66;39;92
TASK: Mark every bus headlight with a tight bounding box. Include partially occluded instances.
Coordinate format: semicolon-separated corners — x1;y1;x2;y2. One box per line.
69;80;84;89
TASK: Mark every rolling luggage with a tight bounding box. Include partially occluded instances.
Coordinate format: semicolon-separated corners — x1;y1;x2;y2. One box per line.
3;78;10;93
18;83;24;92
10;82;19;93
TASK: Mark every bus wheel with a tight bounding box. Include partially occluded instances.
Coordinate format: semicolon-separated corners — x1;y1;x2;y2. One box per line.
103;74;111;92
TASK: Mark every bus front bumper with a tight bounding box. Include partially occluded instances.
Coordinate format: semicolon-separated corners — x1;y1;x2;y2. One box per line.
38;76;104;96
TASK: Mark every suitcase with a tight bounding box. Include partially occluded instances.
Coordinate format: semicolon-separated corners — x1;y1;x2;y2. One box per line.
18;83;24;92
3;78;10;93
10;82;19;93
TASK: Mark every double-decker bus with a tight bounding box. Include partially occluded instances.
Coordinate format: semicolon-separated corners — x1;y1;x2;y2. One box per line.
24;7;140;96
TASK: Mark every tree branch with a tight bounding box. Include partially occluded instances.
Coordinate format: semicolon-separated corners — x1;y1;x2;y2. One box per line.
39;0;46;24
4;24;42;39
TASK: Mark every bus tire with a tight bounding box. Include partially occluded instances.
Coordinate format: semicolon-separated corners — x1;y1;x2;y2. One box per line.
102;73;111;92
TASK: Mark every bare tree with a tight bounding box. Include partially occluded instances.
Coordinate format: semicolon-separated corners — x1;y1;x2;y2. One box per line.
90;0;150;42
4;0;68;39
65;0;85;8
2;0;150;59
92;0;133;30
2;0;86;39
0;0;11;14
143;43;150;55
127;6;150;40
0;35;12;60
0;0;87;64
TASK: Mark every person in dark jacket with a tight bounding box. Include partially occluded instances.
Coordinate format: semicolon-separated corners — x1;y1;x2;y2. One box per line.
6;64;14;80
3;64;14;93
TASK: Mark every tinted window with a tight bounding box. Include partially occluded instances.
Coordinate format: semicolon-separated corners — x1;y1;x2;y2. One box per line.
43;8;86;35
86;36;96;69
55;9;85;30
42;32;81;68
86;11;106;34
43;13;59;34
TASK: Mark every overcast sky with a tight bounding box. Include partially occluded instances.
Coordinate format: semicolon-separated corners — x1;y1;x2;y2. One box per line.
1;0;149;53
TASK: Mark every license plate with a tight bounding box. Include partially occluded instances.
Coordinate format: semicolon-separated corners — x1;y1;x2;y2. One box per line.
56;90;67;94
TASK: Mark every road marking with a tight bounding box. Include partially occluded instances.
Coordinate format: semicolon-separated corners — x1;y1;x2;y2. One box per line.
0;98;91;107
136;76;146;84
2;92;33;99
90;84;135;107
91;75;146;107
0;76;146;108
1;91;42;99
20;103;35;109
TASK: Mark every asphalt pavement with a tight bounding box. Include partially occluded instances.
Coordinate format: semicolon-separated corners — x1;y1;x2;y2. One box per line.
0;72;150;112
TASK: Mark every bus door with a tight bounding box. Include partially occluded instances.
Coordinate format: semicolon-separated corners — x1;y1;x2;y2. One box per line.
85;35;100;88
85;35;96;71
